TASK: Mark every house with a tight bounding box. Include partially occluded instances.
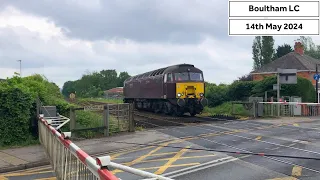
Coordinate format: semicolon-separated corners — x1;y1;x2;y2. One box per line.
251;41;320;88
104;87;123;98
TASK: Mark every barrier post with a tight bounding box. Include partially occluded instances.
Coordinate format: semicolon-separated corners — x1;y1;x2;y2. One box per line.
129;103;135;132
103;105;109;136
69;108;76;137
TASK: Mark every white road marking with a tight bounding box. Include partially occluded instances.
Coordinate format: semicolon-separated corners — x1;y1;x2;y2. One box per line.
160;156;238;178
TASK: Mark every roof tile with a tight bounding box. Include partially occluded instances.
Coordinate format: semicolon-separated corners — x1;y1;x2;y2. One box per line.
251;52;320;73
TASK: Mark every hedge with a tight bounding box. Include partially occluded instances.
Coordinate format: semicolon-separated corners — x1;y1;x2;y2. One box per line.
0;75;73;147
205;75;316;108
0;85;34;146
251;76;316;102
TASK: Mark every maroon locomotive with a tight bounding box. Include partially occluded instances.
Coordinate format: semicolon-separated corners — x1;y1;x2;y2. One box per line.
123;64;208;116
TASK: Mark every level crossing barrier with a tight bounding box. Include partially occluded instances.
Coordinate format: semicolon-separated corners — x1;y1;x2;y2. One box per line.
259;101;320;117
38;112;173;180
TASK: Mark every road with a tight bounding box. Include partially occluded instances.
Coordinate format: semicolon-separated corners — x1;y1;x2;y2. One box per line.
2;118;320;180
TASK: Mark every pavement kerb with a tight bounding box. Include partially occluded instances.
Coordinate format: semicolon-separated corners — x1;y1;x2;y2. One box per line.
0;160;50;174
0;138;175;174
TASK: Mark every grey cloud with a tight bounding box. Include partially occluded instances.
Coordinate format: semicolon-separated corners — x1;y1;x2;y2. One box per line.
1;0;228;44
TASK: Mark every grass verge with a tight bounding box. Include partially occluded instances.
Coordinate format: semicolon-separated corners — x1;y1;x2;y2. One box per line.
202;102;251;118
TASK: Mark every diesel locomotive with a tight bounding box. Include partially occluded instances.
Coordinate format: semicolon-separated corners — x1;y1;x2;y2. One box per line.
123;64;208;116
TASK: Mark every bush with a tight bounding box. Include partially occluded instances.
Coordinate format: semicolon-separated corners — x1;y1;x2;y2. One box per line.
203;102;250;116
205;83;229;107
227;81;257;101
251;76;316;102
0;85;34;146
0;74;73;147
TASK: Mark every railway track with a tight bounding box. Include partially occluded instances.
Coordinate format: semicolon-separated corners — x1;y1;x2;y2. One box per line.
75;100;239;129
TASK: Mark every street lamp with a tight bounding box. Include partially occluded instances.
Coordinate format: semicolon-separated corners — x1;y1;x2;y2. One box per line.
17;60;21;77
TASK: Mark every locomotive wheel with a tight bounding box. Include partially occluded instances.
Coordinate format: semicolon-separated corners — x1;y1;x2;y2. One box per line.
164;102;172;115
190;112;196;117
153;102;161;114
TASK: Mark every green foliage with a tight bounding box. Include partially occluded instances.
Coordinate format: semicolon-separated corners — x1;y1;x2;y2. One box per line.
252;36;276;70
75;111;103;138
261;36;276;64
276;44;293;58
203;102;250;116
251;76;316;102
0;74;72;147
227;81;258;101
62;70;131;98
252;36;262;70
299;36;320;59
205;83;229;107
0;84;34;146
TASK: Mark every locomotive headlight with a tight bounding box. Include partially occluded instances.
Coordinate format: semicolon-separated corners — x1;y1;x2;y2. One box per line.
199;93;204;97
177;93;182;97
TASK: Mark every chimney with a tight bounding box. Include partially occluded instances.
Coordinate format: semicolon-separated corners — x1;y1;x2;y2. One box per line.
294;41;304;55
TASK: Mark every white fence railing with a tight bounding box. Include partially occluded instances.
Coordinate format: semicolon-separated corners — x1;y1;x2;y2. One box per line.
38;114;173;180
259;102;320;117
39;114;118;180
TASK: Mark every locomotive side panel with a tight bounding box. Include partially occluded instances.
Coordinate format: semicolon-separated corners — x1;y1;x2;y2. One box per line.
138;75;164;99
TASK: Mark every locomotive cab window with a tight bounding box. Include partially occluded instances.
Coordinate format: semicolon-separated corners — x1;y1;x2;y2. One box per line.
175;72;189;81
167;73;173;82
190;72;203;81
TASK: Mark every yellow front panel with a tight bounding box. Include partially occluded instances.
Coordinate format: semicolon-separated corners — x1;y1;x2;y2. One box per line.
176;82;205;98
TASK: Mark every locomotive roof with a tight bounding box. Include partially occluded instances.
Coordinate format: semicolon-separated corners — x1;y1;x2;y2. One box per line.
125;64;202;82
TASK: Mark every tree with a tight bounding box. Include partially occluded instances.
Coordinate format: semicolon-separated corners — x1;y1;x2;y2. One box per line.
61;69;132;98
276;44;293;58
261;36;276;64
237;74;253;81
252;36;262;70
62;81;76;97
299;36;320;59
252;36;276;70
117;72;131;87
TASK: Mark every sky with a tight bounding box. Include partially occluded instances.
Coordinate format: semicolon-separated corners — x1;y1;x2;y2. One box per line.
0;0;319;88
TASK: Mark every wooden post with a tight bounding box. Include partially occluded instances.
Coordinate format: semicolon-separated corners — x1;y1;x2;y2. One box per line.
231;102;235;115
70;108;76;137
103;104;109;136
36;97;40;117
129;103;135;132
253;102;256;118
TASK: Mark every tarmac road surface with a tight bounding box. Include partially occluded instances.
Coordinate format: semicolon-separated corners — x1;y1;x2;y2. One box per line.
2;118;320;180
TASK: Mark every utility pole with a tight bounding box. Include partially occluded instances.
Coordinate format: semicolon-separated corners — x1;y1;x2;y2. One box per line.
316;64;319;103
17;60;22;77
277;71;280;116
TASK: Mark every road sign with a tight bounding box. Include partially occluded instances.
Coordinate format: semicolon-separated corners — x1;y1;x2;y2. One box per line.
314;74;320;80
84;105;104;111
277;68;297;84
273;84;281;90
69;93;76;99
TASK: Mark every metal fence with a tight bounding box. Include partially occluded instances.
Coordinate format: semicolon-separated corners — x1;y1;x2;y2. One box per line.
107;103;133;134
70;103;134;138
259;102;320;117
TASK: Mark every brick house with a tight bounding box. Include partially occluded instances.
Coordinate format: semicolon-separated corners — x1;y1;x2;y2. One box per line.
104;87;123;98
250;42;320;89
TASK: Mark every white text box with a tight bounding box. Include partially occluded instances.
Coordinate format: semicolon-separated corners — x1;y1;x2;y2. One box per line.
229;19;319;35
229;1;319;17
